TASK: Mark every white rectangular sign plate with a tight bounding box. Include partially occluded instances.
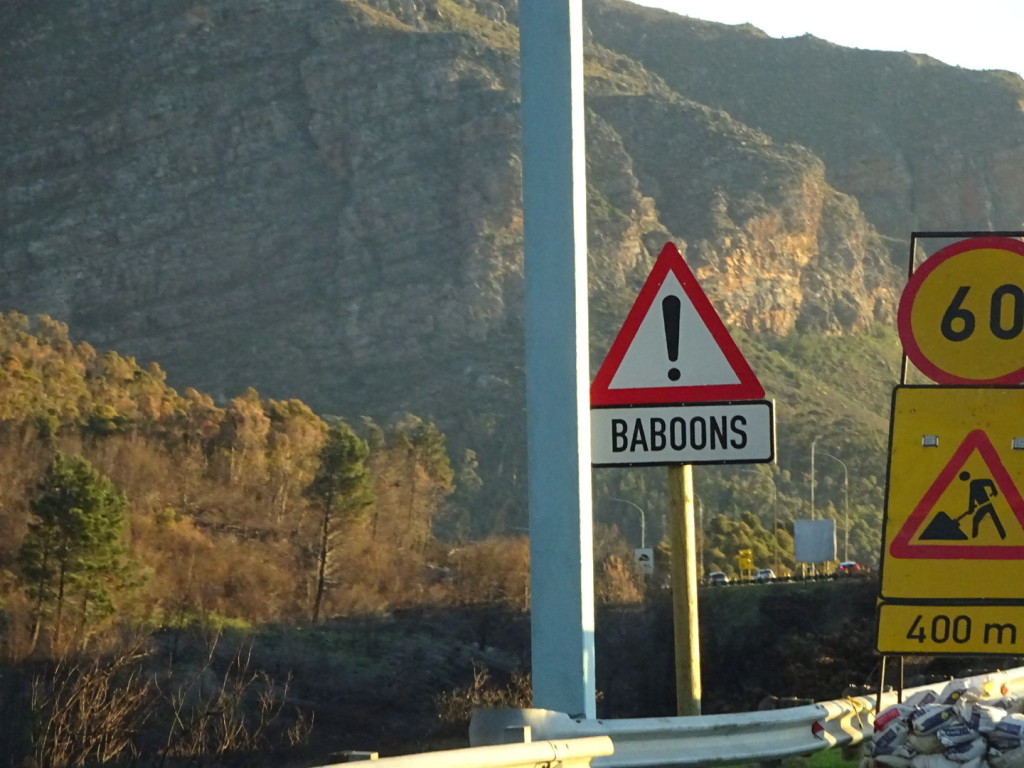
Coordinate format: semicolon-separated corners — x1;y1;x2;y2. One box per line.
590;400;774;466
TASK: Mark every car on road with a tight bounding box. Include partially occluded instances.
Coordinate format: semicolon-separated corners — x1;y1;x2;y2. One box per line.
835;561;861;576
707;571;729;586
755;568;775;583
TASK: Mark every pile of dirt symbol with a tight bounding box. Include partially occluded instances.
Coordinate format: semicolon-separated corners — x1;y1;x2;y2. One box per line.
866;679;1024;768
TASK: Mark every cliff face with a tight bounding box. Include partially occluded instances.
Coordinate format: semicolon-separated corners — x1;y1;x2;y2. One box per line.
587;0;1024;238
2;0;1024;525
587;92;898;336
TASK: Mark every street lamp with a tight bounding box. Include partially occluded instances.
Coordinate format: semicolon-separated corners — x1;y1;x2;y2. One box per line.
697;495;704;577
610;497;647;550
810;435;820;520
819;451;850;561
739;469;779;573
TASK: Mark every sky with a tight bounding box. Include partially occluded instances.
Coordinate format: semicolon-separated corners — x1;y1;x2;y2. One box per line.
628;1;1024;79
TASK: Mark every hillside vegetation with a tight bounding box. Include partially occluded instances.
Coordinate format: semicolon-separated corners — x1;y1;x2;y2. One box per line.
7;0;1018;537
0;312;548;765
0;313;898;645
0;312;532;644
0;313;1002;766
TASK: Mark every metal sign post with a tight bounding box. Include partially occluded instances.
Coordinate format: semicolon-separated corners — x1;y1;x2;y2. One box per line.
668;463;701;715
520;0;596;718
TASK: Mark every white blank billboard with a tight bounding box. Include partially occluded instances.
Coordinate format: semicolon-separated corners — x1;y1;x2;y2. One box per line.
794;519;837;563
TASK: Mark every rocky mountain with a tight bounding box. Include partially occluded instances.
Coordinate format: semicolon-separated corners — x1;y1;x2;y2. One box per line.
3;0;1024;532
587;3;1024;239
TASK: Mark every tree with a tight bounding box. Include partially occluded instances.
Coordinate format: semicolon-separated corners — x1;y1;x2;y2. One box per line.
217;388;271;486
436;448;484;541
265;398;326;526
17;453;132;651
305;422;374;622
367;415;454;552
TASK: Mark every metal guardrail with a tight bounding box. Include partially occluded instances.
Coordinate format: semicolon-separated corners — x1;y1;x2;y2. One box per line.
469;666;1024;767
311;735;614;767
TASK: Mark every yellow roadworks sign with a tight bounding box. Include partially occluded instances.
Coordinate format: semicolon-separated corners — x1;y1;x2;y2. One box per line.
881;387;1024;601
878;603;1024;655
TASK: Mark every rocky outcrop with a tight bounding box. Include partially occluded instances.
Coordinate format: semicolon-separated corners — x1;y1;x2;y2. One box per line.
588;93;899;336
587;0;1024;236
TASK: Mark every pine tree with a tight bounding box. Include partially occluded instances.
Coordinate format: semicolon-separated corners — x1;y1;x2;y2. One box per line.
378;415;454;552
306;422;374;622
17;452;132;651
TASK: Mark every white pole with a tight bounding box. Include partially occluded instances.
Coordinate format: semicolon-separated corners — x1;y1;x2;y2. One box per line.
520;0;596;719
611;497;647;550
820;451;849;562
739;469;777;572
810;436;818;520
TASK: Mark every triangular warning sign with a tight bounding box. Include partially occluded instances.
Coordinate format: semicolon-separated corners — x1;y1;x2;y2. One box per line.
890;429;1024;559
590;242;764;406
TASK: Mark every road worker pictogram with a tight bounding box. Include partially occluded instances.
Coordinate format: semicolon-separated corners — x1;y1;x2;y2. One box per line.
918;470;1003;541
890;429;1024;558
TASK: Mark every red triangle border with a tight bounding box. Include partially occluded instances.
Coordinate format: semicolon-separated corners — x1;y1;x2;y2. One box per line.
889;429;1024;559
590;242;765;406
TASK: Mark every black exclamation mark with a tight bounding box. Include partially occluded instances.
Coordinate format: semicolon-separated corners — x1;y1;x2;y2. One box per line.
662;295;681;382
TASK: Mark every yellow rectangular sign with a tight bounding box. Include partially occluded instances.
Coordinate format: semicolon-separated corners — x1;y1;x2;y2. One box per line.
881;387;1024;602
878;603;1024;655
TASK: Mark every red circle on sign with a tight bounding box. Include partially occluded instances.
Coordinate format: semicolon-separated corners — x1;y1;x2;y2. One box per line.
897;235;1024;385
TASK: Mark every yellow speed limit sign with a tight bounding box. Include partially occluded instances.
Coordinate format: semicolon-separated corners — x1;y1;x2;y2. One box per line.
898;236;1024;385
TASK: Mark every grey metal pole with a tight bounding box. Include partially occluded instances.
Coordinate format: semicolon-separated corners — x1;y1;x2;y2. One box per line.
845;471;849;561
845;472;849;561
774;503;779;573
820;451;849;562
809;436;820;576
520;0;596;719
810;436;818;520
611;497;647;550
698;497;704;578
739;469;777;572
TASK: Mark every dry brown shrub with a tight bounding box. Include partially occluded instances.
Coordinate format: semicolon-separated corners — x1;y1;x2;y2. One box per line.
160;637;308;764
88;436;180;514
322;523;427;615
29;641;155;768
128;509;213;621
597;555;645;604
593;524;645;605
23;634;313;768
188;537;305;623
130;507;306;625
434;663;532;731
0;440;55;568
1;587;36;661
446;536;530;610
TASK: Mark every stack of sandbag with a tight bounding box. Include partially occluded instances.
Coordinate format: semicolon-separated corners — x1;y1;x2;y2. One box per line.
865;680;1024;768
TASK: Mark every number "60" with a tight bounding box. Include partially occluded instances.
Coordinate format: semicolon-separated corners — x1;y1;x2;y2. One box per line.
942;284;1024;342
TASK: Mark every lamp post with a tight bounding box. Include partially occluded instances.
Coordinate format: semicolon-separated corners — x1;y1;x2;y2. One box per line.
810;436;820;520
698;496;704;578
610;497;646;550
819;452;850;562
739;469;779;573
